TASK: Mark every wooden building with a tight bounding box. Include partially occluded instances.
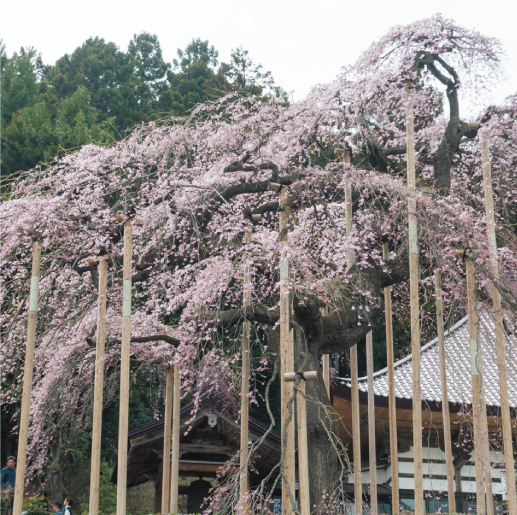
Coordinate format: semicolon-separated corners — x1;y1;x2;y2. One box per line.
111;389;281;513
333;313;517;513
113;313;516;513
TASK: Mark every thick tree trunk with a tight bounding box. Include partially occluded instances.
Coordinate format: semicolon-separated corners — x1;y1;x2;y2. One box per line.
292;323;340;511
220;255;409;510
306;363;340;510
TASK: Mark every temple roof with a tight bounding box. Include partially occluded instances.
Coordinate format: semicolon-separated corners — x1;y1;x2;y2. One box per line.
335;313;517;409
112;388;281;488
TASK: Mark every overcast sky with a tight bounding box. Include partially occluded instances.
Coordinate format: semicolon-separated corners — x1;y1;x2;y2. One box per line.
2;0;515;109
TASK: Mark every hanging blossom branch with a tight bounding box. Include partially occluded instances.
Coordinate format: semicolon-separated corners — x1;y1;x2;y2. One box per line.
1;14;516;510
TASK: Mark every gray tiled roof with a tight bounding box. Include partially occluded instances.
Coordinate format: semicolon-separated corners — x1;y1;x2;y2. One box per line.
337;313;517;408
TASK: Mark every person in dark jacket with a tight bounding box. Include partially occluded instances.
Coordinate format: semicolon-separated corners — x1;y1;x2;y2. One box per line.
1;457;16;515
53;501;62;515
37;489;49;512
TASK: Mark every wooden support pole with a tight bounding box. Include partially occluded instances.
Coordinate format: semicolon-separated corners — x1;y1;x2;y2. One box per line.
366;331;377;515
434;271;456;514
322;353;330;398
465;254;487;515
298;379;310;515
481;132;517;514
406;88;423;515
13;240;41;515
161;366;173;514
344;149;362;515
239;229;252;513
284;371;317;515
116;221;132;515
279;187;296;515
351;346;362;515
170;364;181;514
89;258;108;515
383;243;399;515
481;380;495;515
344;150;353;269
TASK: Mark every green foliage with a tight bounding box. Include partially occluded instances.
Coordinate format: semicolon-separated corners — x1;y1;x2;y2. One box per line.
1;43;43;129
1;35;285;185
1;33;286;507
55;86;114;149
220;46;287;101
1;101;56;172
22;495;50;515
79;462;117;515
0;494;8;515
162;38;222;116
44;37;133;130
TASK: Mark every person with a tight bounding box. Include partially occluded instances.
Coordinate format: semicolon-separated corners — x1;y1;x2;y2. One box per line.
53;502;62;515
63;496;73;515
37;489;49;512
1;457;16;515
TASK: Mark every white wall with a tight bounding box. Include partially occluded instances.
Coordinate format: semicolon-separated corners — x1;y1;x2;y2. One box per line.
355;447;507;495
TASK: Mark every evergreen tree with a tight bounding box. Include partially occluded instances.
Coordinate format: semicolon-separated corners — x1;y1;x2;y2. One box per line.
1;44;43;129
45;37;135;132
160;38;222;116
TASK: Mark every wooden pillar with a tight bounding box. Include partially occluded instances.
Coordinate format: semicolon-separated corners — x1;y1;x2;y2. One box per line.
481;381;495;515
344;149;353;268
284;371;317;515
170;364;181;514
153;483;162;515
116;221;132;515
465;253;486;515
298;379;310;515
434;271;456;513
239;229;252;512
13;240;41;515
322;354;330;398
279;186;295;514
162;366;174;513
366;332;377;515
383;243;399;515
350;345;362;515
344;149;362;515
89;258;108;515
406;88;423;515
481;132;517;514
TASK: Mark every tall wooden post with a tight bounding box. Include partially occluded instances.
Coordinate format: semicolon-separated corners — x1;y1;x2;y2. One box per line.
239;229;252;512
279;186;296;515
383;243;399;515
284;371;317;515
298;379;310;515
89;258;108;515
480;382;495;515
322;354;330;398
116;221;132;515
170;364;181;514
366;332;377;515
406;88;423;515
465;253;487;515
13;240;41;515
481;132;517;513
434;271;456;513
345;149;362;515
161;366;174;514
